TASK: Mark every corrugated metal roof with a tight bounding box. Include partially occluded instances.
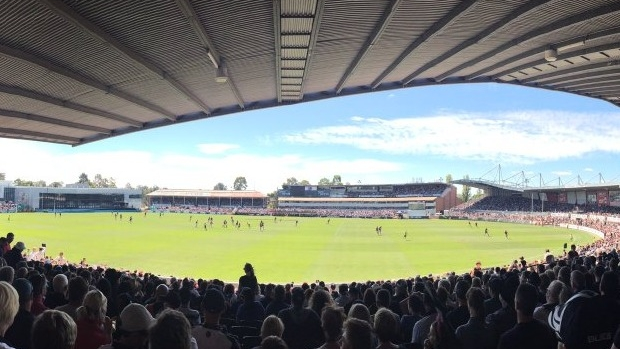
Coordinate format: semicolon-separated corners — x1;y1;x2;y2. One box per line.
0;0;618;145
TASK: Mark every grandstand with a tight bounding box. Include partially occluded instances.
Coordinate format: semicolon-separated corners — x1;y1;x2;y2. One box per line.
0;180;141;212
277;183;457;218
146;189;267;211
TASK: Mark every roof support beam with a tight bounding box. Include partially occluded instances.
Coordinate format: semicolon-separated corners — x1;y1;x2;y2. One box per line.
467;27;620;80
402;0;551;85
552;73;620;89
519;61;620;84
175;0;244;109
435;3;620;82
491;42;620;81
371;0;478;89
40;0;211;113
0;43;176;120
273;0;282;103
0;84;143;127
575;85;620;94
0;109;111;134
0;127;80;144
298;0;325;99
537;69;620;86
335;0;402;94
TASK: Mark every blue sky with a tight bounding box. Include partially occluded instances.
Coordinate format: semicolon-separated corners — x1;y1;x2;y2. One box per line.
3;83;620;194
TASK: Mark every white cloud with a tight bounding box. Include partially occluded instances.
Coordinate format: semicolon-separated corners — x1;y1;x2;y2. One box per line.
0;139;402;194
583;167;594;172
197;143;239;154
387;93;395;98
283;110;620;164
551;171;572;176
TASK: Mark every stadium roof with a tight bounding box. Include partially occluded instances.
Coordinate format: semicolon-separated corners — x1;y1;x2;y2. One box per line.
278;196;438;202
3;0;620;146
148;189;266;198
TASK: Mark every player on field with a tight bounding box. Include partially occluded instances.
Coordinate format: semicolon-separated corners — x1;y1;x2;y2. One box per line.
504;230;508;239
484;228;489;237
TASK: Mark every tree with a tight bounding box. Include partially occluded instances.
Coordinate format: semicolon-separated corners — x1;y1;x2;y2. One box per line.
318;177;331;186
332;175;342;185
125;182;133;189
92;174;117;188
78;173;90;185
445;174;453;183
0;173;5;180
137;185;159;207
213;182;227;190
34;180;46;187
233;176;248;190
299;179;310;185
49;181;63;188
459;175;472;203
283;177;299;186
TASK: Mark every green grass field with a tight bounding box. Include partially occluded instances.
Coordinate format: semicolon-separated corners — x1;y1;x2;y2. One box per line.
0;212;598;284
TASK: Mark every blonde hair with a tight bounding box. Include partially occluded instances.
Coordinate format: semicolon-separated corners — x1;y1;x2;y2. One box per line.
77;290;107;322
0;281;19;331
32;310;77;349
261;315;284;338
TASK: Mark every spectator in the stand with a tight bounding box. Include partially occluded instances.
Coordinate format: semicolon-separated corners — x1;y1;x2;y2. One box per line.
192;288;240;349
400;293;423;343
344;286;363;315
317;306;344;349
146;284;168;317
373;308;399;349
375;289;391;314
446;280;470;330
1;233;14;255
0;266;14;284
348;303;371;324
31;310;77;349
239;263;258;295
259;336;288;349
533;280;564;324
236;287;266;323
341;318;373;349
278;287;324;349
99;303;154;349
4;242;26;268
484;277;502;316
260;315;285;339
0;281;19;349
308;289;333;318
497;283;556;349
486;275;518;346
362;288;376;315
56;276;88;322
335;284;349;307
178;288;201;326
455;287;494;349
5;278;34;349
149;309;196;349
265;285;288;317
74;290;112;349
261;284;275;309
45;274;68;309
411;291;436;345
29;274;48;316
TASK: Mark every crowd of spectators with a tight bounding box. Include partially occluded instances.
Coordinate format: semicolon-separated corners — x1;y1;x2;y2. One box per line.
0;201;16;213
460;196;620;216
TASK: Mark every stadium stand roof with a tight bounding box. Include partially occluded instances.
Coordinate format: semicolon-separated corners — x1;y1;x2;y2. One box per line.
278;196;438;202
147;189;266;198
2;0;620;146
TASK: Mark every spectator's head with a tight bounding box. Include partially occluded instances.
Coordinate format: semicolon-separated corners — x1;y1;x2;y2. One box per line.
515;283;538;319
260;315;284;338
0;266;14;284
373;308;398;344
309;289;333;315
321;306;344;342
201;288;226;316
116;303;154;348
29;273;47;297
341;318;372;349
155;284;168;300
149;309;192;349
570;270;585;292
164;291;181;309
375;289;391;309
13;277;33;308
241;287;255;303
52;274;69;295
290;287;304;308
67;276;88;305
6;233;14;243
77;290;107;322
500;276;519;307
274;285;285;301
0;281;19;335
260;336;288;349
244;263;254;276
31;310;77;349
348;303;371;324
454;280;470;303
488;277;502;298
546;280;565;304
466;287;485;318
407;293;424;315
362;288;375;307
600;271;619;298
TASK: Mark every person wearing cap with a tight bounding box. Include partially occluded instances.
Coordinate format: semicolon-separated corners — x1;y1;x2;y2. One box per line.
192;288;240;349
75;290;113;349
98;303;154;349
0;281;19;349
5;278;34;349
4;242;25;269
